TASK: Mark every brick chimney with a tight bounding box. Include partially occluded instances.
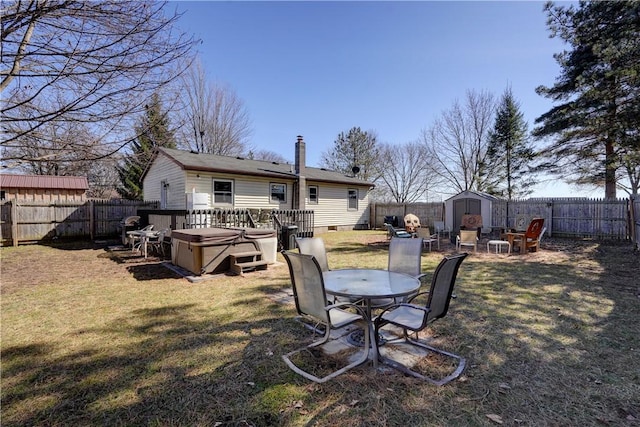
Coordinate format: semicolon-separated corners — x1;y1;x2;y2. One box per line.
294;135;306;210
295;135;306;175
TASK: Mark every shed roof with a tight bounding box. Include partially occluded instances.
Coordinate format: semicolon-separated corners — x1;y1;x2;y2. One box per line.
154;148;374;187
445;190;499;202
0;174;89;190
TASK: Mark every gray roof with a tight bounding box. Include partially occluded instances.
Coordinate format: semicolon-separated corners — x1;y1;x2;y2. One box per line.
156;148;374;187
445;190;499;202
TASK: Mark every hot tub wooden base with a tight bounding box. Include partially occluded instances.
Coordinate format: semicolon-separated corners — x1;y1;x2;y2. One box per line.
171;227;277;276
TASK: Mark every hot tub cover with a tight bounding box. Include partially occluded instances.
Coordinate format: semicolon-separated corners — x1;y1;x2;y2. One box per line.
171;227;276;244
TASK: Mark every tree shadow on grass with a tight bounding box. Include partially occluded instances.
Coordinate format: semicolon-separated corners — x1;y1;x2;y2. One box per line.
1;303;295;426
445;240;640;425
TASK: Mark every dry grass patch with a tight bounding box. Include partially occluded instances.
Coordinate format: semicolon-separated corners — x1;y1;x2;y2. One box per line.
1;232;639;426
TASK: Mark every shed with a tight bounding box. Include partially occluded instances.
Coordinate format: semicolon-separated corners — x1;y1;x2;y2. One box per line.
444;190;497;236
0;174;89;202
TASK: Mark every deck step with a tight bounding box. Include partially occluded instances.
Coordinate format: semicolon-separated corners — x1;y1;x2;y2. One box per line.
229;251;268;276
234;260;269;268
230;251;263;259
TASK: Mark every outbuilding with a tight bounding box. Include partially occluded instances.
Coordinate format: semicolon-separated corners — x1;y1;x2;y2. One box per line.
444;190;497;236
0;174;89;202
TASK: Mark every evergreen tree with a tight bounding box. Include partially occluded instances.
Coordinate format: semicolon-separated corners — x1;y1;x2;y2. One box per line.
319;127;381;182
533;1;640;198
117;93;176;199
483;87;537;200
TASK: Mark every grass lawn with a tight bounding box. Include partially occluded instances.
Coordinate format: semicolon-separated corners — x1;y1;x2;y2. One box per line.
1;230;639;426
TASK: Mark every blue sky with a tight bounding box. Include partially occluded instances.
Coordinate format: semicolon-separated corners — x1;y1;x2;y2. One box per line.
172;1;596;199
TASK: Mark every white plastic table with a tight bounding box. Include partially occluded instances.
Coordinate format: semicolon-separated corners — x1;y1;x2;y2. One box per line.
127;230;159;258
323;269;421;367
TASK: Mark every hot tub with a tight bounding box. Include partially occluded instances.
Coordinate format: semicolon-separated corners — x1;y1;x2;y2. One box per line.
171;227;277;275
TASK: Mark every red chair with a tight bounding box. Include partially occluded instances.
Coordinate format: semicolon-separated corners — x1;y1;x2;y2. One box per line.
513;218;545;253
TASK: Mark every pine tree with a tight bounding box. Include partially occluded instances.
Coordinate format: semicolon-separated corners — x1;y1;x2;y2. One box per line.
117;93;176;200
483;87;536;200
319;127;381;182
533;1;640;198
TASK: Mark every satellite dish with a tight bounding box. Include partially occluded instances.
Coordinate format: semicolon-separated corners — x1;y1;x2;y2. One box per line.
351;165;360;175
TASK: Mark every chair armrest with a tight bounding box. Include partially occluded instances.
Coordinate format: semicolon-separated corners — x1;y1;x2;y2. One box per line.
406;290;431;303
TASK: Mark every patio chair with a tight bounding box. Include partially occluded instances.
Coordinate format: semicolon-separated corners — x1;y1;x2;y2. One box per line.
417;227;439;251
386;236;428;303
512;218;545;253
385;223;412;239
373;253;468;385
434;220;451;240
281;251;370;383
456;229;478;253
129;224;154;252
295;236;330;272
147;228;171;258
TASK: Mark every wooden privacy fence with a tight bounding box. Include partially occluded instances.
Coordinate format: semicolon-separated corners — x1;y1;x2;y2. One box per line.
370;202;444;230
491;198;632;239
0;200;159;246
371;197;639;242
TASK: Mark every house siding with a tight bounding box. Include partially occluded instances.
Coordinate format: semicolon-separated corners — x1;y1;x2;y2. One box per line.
143;155;186;208
307;182;371;229
143;151;373;231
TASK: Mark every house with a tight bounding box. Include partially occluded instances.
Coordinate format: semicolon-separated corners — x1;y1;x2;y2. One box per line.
444;190;498;235
142;136;375;233
0;174;89;202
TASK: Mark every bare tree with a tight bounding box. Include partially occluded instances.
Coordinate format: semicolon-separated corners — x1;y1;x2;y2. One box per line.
177;59;252;156
376;142;438;203
421;89;495;194
1;0;195;167
247;149;290;163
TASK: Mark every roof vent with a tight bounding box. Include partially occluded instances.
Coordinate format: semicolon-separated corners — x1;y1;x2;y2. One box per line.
190;150;199;154
236;156;245;160
272;161;279;165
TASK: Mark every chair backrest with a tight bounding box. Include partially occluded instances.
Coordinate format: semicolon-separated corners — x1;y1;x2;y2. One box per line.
461;214;482;229
458;230;477;244
388;237;423;277
434;221;447;232
416;227;433;239
424;253;468;323
282;251;330;324
295;237;330;272
525;218;545;239
385;223;399;236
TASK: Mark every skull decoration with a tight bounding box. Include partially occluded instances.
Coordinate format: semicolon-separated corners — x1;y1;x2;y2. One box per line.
404;213;421;233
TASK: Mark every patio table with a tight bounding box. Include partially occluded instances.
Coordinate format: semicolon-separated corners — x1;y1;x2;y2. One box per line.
323;269;420;368
506;232;526;254
127;229;159;259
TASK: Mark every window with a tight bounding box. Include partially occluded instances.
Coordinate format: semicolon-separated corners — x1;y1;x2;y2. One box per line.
0;190;5;200
213;179;233;204
348;189;358;210
270;183;286;203
309;186;318;204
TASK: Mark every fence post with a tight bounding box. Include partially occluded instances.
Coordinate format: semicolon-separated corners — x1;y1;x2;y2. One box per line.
11;201;18;247
89;200;95;241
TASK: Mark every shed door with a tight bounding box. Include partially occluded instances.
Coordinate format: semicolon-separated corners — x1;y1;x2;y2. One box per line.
453;198;481;235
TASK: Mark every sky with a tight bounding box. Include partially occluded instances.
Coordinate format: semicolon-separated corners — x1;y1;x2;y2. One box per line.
171;0;598;199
